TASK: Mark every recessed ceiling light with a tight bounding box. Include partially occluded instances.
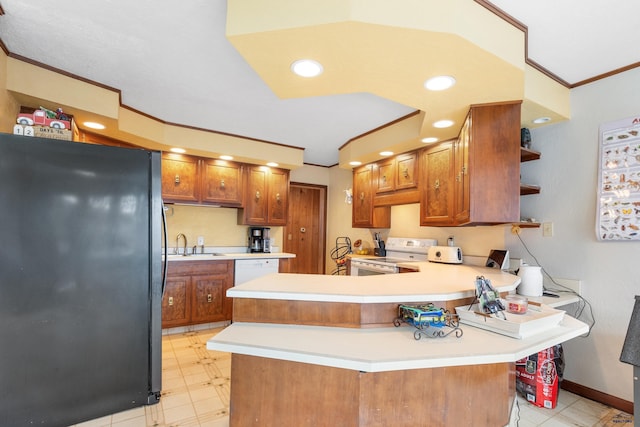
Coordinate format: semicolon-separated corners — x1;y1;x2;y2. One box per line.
379;151;394;156
533;117;551;124
433;120;454;128
83;121;105;130
421;137;438;143
170;148;186;154
291;59;323;78
266;162;279;167
424;76;456;91
220;155;233;160
349;161;362;166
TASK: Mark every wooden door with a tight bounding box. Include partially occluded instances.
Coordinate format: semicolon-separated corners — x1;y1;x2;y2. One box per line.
420;143;455;226
282;183;326;274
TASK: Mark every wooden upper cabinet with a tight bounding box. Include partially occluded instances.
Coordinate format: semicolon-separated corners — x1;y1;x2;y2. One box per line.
374;158;395;194
420;101;521;226
395;152;418;190
353;164;374;227
374;152;418;195
201;159;243;206
353;164;391;228
161;153;200;203
454;115;471;223
239;165;289;226
268;168;289;225
459;102;520;225
420;142;455;226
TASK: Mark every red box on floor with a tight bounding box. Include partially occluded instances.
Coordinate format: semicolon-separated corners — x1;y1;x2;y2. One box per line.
516;345;564;409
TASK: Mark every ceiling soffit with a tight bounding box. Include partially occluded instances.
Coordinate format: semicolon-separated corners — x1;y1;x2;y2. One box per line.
227;0;568;167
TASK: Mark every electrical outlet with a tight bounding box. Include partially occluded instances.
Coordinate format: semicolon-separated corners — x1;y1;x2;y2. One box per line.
542;222;554;237
197;236;205;246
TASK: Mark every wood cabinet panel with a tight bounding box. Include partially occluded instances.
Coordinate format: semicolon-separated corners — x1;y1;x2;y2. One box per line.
239;165;290;226
200;159;243;206
454;115;470;223
162;260;233;328
420;142;455;226
462;102;520;224
161;153;200;203
353;164;391;228
420;102;521;226
395;152;418;190
162;275;190;328
230;354;513;427
190;274;228;323
374;158;395;193
268;167;289;225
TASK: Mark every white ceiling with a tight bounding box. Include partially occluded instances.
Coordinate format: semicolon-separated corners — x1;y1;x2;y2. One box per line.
1;0;638;166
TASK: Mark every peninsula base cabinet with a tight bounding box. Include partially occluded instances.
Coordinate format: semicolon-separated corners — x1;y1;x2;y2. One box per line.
162;260;234;328
229;354;514;427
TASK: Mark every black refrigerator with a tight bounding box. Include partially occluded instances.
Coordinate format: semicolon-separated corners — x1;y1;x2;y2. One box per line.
0;133;163;426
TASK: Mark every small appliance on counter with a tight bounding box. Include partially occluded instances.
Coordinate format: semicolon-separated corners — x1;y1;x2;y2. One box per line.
248;227;271;253
517;265;543;297
427;246;463;264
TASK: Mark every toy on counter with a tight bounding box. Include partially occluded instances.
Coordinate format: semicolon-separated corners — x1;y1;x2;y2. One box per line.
393;303;463;340
473;275;506;318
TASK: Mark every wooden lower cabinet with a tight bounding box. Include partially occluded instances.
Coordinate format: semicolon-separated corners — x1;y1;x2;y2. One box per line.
162;260;234;328
229;354;514;427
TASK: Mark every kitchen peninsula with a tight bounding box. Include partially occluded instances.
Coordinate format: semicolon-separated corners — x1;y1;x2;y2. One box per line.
207;263;588;427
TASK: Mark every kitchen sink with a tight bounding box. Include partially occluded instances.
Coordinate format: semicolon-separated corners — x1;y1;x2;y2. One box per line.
165;253;228;259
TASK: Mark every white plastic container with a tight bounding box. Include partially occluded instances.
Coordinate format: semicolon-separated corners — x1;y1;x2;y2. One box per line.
517;265;543;297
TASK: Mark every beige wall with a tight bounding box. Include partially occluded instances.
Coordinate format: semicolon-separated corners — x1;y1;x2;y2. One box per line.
504;67;640;401
0;50;19;132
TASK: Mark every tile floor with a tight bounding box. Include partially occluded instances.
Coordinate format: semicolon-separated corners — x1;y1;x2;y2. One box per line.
71;327;633;427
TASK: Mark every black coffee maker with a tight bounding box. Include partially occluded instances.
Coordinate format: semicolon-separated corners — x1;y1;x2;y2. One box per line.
248;227;271;253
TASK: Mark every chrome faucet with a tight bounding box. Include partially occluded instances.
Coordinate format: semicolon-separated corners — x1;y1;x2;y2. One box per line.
176;233;188;256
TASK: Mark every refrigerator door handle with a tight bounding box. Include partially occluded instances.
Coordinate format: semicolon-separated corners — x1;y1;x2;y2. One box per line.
161;201;168;297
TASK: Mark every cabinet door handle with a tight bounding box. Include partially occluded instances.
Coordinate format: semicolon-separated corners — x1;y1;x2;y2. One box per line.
382;175;387;182
360;192;365;201
207;294;212;303
168;296;174;306
174;175;180;184
434;179;440;190
220;179;225;188
276;193;280;202
402;168;409;178
255;190;261;200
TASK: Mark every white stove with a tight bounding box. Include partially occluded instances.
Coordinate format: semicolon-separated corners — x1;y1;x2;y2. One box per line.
350;237;437;276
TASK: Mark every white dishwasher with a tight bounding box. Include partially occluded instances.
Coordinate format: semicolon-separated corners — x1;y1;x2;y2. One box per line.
234;258;279;285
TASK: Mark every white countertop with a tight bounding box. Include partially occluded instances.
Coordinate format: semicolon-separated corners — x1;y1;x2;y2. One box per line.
207;316;589;372
166;252;295;262
227;261;521;303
